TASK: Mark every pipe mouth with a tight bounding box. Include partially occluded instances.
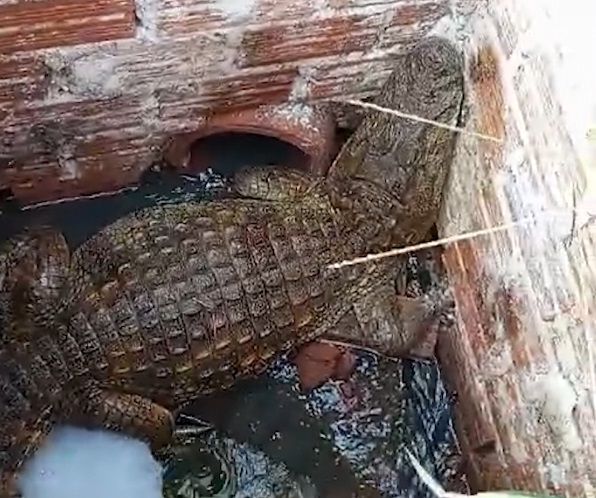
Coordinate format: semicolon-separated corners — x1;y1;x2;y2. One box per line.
163;103;336;179
187;131;311;178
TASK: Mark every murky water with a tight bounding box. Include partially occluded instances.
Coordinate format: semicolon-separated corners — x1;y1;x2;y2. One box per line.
0;169;467;498
162;350;465;498
0;169;231;247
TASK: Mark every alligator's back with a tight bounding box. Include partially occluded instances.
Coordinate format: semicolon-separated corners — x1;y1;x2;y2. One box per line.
61;197;393;408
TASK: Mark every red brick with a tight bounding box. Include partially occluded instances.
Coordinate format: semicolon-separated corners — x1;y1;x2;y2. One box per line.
391;1;448;26
469;44;506;165
0;0;452;206
158;0;222;36
495;287;546;369
437;322;498;451
478;183;514;265
442;244;466;284
157;68;298;124
252;0;313;24
0;54;49;109
8;96;145;150
327;0;402;9
240;13;386;67
444;241;494;352
2;135;156;203
0;0;135;54
1;161;61;199
200;69;298;112
310;56;395;100
455;283;490;358
377;1;449;49
455;240;485;292
453;220;509;337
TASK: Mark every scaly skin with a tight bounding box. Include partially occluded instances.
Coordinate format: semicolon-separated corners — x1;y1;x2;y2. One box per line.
232;36;464;352
235;37;464;252
0;200;397;498
0;36;464;497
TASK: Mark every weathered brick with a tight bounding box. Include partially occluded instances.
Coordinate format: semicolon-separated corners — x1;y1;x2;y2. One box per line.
439;3;596;495
200;69;298;111
0;0;135;54
8;96;145;145
464;245;499;329
0;0;451;204
327;0;401;9
481;375;547;491
490;0;519;58
377;0;449;48
497;287;546;368
157;67;298;125
158;0;224;37
391;0;448;26
436;323;499;453
309;56;396;100
0;54;49;109
455;282;490;360
469;44;506;165
1;135;155;203
240;13;387;67
251;0;314;24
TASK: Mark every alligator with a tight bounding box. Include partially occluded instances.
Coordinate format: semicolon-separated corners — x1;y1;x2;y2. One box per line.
0;36;464;497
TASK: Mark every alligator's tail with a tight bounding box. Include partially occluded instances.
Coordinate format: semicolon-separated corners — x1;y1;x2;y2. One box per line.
0;345;59;498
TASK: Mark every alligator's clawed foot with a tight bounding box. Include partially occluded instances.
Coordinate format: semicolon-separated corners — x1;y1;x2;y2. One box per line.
394;279;456;359
74;388;175;453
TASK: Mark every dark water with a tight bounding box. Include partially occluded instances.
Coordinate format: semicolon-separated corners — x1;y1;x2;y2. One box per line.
0;165;467;498
163;350;465;498
0;169;231;248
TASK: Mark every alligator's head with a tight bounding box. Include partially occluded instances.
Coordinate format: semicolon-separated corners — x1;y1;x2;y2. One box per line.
232;165;317;203
328;36;465;247
0;226;71;343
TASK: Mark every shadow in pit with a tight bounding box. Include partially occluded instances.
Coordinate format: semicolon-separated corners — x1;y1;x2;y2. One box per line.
187;132;311;177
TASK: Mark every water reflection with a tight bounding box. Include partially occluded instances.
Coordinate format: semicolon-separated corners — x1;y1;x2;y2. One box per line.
162;349;466;498
162;432;236;498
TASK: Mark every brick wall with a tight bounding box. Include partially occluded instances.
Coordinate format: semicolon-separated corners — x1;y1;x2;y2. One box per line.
437;1;596;495
0;0;449;204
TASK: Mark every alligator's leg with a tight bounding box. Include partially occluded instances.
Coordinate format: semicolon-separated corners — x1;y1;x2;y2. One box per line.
1;416;53;498
0;226;73;343
321;281;454;359
72;387;175;452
